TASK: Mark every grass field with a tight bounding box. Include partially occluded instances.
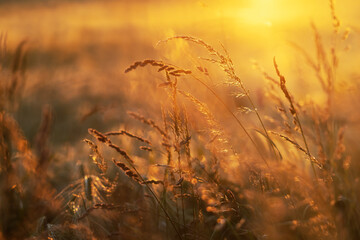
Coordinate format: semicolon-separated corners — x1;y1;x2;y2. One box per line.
1;0;360;239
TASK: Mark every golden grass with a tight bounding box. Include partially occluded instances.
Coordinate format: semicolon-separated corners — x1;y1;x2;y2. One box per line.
0;1;360;240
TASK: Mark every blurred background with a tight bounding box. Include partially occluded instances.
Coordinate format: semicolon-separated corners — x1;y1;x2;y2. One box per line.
1;0;360;145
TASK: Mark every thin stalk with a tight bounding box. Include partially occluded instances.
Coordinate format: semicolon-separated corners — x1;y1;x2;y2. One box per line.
245;89;279;159
161;106;171;239
190;75;269;167
293;107;318;179
123;159;183;240
273;58;318;178
222;51;278;160
171;78;187;233
184;109;197;225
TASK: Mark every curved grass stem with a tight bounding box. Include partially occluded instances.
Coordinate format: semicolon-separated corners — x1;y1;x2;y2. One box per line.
190;75;269;167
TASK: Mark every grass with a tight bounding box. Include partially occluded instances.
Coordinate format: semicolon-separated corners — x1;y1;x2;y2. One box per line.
1;1;360;239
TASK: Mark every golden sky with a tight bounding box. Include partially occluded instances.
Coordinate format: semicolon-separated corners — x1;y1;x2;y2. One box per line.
1;0;359;99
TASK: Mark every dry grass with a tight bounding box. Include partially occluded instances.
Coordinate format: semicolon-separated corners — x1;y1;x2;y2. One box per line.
1;1;360;240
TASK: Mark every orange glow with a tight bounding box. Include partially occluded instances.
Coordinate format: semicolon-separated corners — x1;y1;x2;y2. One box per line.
1;1;360;239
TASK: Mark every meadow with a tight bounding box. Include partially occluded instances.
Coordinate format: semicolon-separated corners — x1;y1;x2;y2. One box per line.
1;0;360;239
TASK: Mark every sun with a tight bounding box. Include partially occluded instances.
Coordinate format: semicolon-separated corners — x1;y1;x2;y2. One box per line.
230;0;323;28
